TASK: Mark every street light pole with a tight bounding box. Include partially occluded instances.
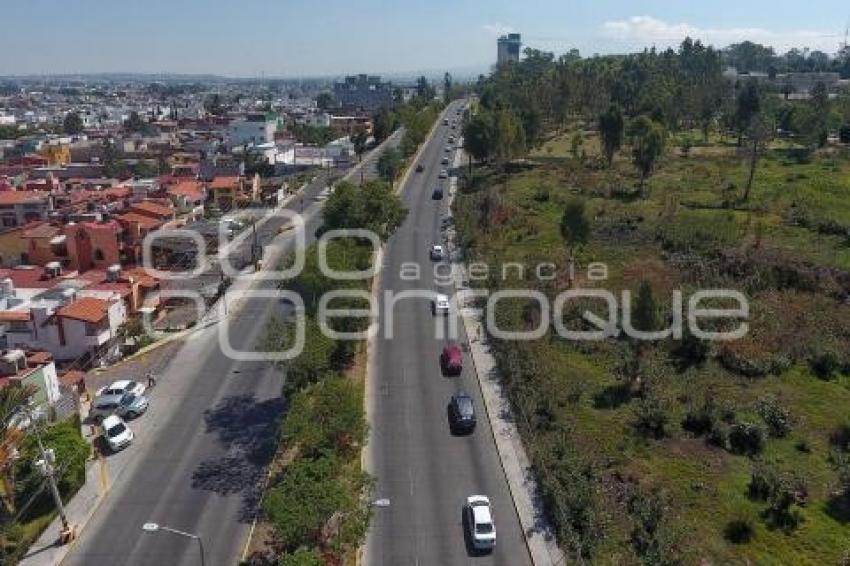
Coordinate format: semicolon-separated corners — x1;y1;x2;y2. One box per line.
142;523;206;566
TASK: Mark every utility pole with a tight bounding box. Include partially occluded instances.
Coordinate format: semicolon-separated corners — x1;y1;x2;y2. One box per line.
27;408;75;543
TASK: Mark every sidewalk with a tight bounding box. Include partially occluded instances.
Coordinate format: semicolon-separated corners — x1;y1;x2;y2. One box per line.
446;148;566;566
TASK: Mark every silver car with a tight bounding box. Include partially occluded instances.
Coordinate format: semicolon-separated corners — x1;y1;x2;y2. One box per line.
90;392;149;422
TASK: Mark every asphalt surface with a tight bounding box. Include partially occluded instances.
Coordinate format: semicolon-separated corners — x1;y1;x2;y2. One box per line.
367;101;533;565
61;133;401;566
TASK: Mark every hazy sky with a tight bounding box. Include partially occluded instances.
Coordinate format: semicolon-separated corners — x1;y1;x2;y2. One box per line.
1;0;847;77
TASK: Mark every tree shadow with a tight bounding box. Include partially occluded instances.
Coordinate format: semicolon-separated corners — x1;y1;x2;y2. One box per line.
592;383;632;410
825;495;850;524
191;394;285;522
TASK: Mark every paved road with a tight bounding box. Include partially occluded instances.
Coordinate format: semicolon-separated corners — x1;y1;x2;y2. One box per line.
366;101;533;565
60;134;401;566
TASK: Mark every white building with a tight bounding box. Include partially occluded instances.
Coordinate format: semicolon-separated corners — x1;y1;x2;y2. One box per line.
0;278;127;363
228;113;278;147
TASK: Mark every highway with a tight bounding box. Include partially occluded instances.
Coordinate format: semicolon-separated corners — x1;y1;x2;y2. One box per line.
60;132;401;566
366;101;533;565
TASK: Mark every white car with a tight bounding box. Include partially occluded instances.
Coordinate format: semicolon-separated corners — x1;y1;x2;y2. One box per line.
432;294;450;316
102;415;134;452
441;156;449;165
430;245;445;261
465;495;496;551
97;379;146;398
439;170;448;179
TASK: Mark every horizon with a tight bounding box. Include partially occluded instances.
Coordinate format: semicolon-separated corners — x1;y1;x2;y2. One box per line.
1;0;848;77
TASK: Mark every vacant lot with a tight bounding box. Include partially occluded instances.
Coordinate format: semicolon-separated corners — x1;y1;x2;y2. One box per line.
454;132;850;564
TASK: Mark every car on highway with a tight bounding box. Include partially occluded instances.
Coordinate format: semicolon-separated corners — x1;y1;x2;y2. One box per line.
440;343;463;375
441;156;449;165
90;392;150;422
443;118;450;126
431;293;450;315
439;169;448;179
465;495;496;551
97;379;146;398
449;392;476;433
449;135;456;143
102;414;134;452
430;244;445;260
432;187;444;200
444;145;452;153
416;163;424;172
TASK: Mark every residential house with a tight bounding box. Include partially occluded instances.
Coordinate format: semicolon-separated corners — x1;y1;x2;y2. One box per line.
0;350;61;410
0;191;52;232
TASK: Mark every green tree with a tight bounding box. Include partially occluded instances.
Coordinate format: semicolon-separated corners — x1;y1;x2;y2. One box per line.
443;72;453;102
350;125;368;163
372;107;396;142
598;104;624;166
416;76;435;101
463;111;495;165
316;92;335;111
124;111;145;133
628;116;666;195
376;147;403;185
63;112;83;135
494;109;526;166
735;82;762;146
321;180;407;241
632;281;658;332
742;116;770;201
560;199;591;285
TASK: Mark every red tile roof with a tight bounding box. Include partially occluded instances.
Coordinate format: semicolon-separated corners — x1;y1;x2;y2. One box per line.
117;212;162;229
131;200;175;218
21;222;60;239
0;311;31;322
0;191;49;205
169;181;205;201
209;176;239;190
56;297;111;323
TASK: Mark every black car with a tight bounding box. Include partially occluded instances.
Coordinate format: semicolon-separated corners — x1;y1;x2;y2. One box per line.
432;187;444;200
449;392;476;433
416;163;424;172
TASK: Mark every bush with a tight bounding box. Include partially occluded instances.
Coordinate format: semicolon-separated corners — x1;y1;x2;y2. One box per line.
755;395;792;438
279;548;323;566
809;347;840;379
728;422;765;456
632;395;669;439
682;399;716;436
724;518;754;544
749;462;780;501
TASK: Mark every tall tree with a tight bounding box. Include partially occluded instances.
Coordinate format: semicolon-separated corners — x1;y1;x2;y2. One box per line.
125;111;145;133
443;72;453;103
372;107;396;142
735;82;762;146
0;384;35;513
628;116;666;195
742;116;770;201
63;111;83;135
350;126;368;163
598;104;624;166
462;112;495;166
560;198;591;285
376;147;403;186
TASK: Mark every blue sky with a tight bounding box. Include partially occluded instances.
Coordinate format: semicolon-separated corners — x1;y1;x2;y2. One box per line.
1;0;847;77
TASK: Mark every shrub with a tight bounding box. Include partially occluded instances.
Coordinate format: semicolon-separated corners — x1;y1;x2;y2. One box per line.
749;462;780;501
632;395;669;439
728;422;765;456
830;423;850;452
809;347;840;379
723;518;754;544
682;398;716;436
755;395;792;438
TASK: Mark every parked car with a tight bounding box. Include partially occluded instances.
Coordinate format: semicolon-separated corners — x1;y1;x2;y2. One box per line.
441;156;449;165
449;392;476;433
102;415;134;452
432;187;444;200
118;392;149;419
432;294;450;316
90;392;149;422
416;163;424;172
439;170;448;179
430;244;445;260
465;495;496;551
97;379;146;398
441;343;463;375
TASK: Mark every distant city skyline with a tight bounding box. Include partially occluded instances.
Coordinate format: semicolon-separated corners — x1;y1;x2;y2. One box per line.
1;0;848;77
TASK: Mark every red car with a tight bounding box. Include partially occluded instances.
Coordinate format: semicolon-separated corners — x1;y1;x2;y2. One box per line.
440;343;463;376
